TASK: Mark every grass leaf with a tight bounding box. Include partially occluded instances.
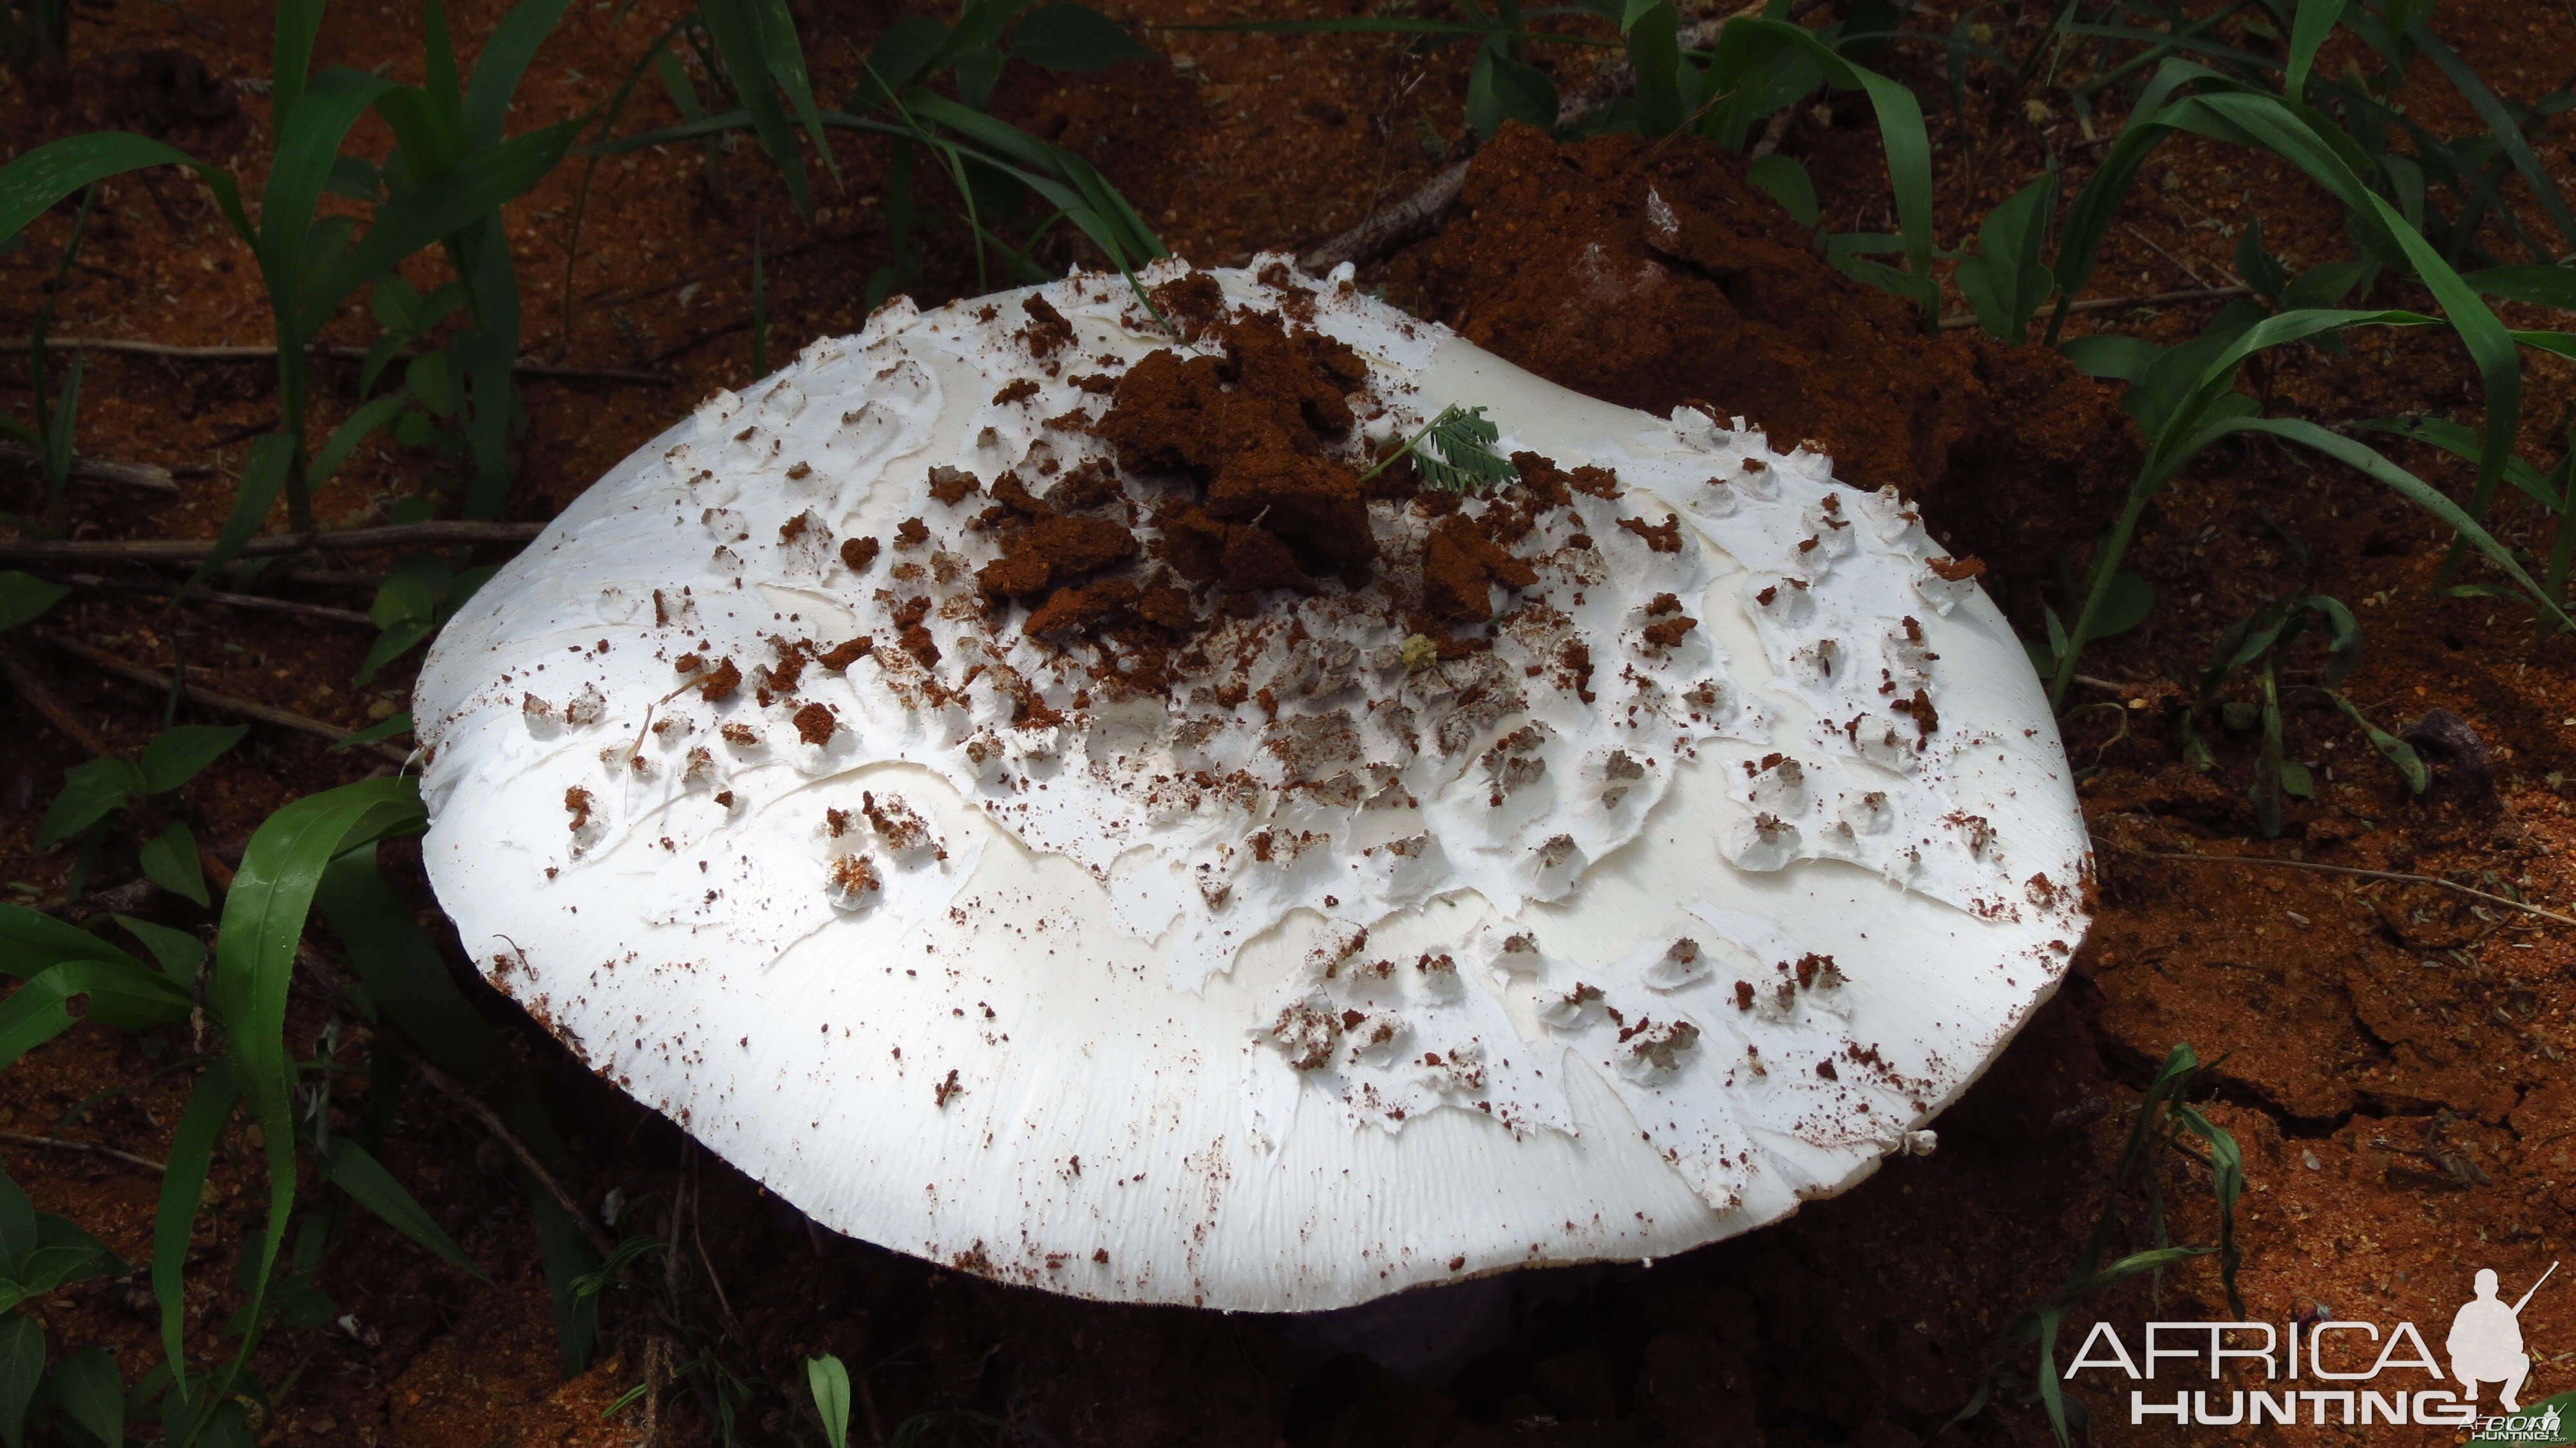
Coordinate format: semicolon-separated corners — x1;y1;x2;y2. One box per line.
140;723;251;796
323;1138;488;1280
155;1061;241;1389
808;1355;853;1448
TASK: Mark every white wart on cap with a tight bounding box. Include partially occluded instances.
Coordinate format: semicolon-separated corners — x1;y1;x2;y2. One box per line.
413;258;2089;1311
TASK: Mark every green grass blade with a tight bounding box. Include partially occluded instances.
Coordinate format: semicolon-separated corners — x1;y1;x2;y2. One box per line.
2467;265;2576;309
1625;1;1683;137
211;777;426;1400
189;433;296;584
2284;0;2344;105
109;914;205;989
0;133;244;247
0;572;68;632
462;0;573;152
273;0;326;129
0;1313;38;1448
2219;414;2576;631
314;846;511;1080
310;115;582;328
2405;17;2576;256
2351;413;2553;504
696;0;813;214
139;821;212;907
154;1060;240;1389
260;67;399;341
421;0;466;163
1729;17;1937;318
323;1138;486;1278
750;0;840;188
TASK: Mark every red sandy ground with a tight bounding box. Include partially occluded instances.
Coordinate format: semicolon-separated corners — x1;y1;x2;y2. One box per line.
5;0;2576;1443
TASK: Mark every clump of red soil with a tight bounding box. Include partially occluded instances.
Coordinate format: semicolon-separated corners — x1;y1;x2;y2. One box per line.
1381;123;2141;578
911;303;1578;687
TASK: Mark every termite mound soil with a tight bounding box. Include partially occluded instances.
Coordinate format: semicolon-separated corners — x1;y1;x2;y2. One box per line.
1380;123;2144;582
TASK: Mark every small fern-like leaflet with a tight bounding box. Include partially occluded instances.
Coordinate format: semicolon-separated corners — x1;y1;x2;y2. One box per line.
1360;404;1518;494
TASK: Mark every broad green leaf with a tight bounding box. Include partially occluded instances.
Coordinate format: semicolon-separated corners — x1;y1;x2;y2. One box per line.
37;758;146;848
808;1355;853;1448
323;1138;486;1279
357;619;437;685
1467;46;1560;137
0;906;147;979
155;1062;240;1387
138;820;211;907
111;915;205;990
0;1313;38;1448
0;958;191;1071
329;712;413;752
312;392;411;495
316;846;509;1078
140;723;249;795
0;573;67;633
1010;4;1154;69
2234;212;2289;301
1954;169;2057;342
258;67;401;343
1746;153;1817;229
2094;571;2155;638
2058;333;2165;383
405;352;460;418
50;1346;120;1448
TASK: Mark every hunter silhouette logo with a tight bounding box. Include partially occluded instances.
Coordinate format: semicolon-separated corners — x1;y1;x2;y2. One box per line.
2063;1261;2564;1430
2454;1263;2555;1413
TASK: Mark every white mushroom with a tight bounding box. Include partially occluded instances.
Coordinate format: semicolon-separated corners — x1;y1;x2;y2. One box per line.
413;258;2088;1311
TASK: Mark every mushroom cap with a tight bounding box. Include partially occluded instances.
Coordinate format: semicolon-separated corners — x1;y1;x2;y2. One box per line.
415;259;2088;1312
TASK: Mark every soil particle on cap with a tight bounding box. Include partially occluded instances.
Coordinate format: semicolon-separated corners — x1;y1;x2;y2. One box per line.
1148;269;1231;336
818;636;874;671
564;787;594;834
840;537;881;573
991;379;1042;408
1018;294;1077;357
1421;513;1539;622
791;703;837;746
1926;555;1986;582
927;465;982;505
695;658;742;703
1890;687;1938;738
895;517;931;550
976;516;1140;598
1617;513;1683;553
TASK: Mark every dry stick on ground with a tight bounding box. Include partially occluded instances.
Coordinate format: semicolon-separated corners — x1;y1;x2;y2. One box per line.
54;571;374;626
35;876;162;920
0;443;186;494
1298;5;1760;272
3;336;668;385
0;648;120;756
1937;283;2253;331
0;519;544;566
30;628;412;765
361;1022;621;1262
0;1129;168;1174
2126;847;2576;928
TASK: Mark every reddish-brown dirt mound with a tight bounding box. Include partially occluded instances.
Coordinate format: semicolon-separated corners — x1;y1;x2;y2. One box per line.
1383;124;2143;580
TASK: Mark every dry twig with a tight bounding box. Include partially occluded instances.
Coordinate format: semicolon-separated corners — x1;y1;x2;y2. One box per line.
30;628;410;765
0;443;188;494
1938;284;2252;331
363;1023;621;1261
0;649;120;756
3;335;667;385
2126;848;2576;929
0;1129;168;1174
0;519;544;566
53;571;374;625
